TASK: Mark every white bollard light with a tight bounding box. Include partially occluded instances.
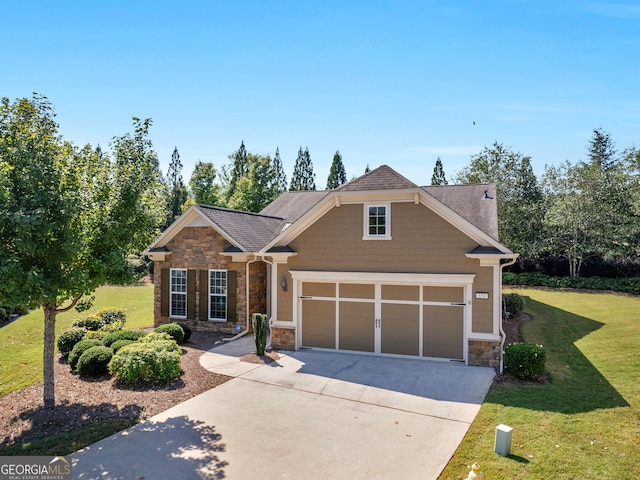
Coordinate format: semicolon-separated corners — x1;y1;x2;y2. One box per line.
494;424;513;456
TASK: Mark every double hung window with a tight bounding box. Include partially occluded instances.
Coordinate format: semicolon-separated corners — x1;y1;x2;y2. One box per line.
209;270;228;321
364;203;391;240
170;268;187;318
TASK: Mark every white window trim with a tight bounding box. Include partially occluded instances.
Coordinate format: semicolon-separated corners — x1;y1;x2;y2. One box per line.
169;268;187;319
363;202;391;240
208;269;228;322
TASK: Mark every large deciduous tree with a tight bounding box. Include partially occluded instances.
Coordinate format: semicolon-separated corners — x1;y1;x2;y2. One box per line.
189;161;221;206
290;146;316;191
227;154;277;212
327;150;347;189
0;95;164;407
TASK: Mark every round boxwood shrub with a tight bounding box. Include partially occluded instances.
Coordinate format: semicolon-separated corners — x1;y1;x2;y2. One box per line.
504;343;546;380
110;339;135;353
57;327;88;357
76;346;113;376
108;342;182;385
176;322;192;342
68;339;102;371
503;293;525;319
72;314;103;331
96;308;126;326
102;329;148;347
154;323;185;345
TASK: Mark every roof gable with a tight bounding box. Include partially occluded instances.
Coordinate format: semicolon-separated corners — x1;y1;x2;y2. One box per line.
336;165;418;191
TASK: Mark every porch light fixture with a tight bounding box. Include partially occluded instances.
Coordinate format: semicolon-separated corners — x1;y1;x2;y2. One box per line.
280;276;287;292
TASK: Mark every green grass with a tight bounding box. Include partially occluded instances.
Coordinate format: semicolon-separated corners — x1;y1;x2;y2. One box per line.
440;288;640;479
0;419;137;456
0;283;154;396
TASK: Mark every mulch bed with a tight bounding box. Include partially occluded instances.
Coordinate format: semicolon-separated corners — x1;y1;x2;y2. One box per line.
0;331;232;449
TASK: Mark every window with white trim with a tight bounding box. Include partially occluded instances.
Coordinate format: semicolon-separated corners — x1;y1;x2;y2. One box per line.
170;269;187;318
209;270;228;321
364;203;391;239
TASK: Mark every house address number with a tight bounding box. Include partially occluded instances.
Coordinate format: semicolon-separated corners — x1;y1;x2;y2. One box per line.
475;292;489;300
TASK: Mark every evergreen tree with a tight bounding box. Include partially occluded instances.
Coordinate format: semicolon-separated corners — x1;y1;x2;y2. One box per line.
226;141;248;201
365;164;371;174
290;146;316;191
327;150;347;189
272;147;288;193
165;146;188;228
588;128;616;170
430;157;448;185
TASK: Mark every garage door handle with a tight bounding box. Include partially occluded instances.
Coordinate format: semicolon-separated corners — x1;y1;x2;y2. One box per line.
451;302;466;306
300;296;312;299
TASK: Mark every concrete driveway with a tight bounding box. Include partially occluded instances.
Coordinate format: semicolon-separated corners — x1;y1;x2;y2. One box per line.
72;335;495;480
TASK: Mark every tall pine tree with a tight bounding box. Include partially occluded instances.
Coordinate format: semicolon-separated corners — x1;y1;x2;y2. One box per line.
165;146;188;228
290;146;316;191
431;157;448;185
272;147;288;193
327;150;347;189
226;141;248;201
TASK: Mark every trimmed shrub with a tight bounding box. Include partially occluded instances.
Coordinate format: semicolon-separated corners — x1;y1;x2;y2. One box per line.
0;306;7;322
108;342;181;385
502;272;640;296
504;343;546;380
176;322;192;342
154;323;185;345
96;308;126;326
76;346;113;376
140;331;174;344
57;327;88;356
110;339;135;353
503;293;525;319
252;313;268;356
72;314;103;331
102;329;147;347
68;339;102;371
84;330;109;341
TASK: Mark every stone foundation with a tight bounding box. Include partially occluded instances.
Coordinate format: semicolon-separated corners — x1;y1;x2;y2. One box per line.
271;326;296;351
468;340;501;368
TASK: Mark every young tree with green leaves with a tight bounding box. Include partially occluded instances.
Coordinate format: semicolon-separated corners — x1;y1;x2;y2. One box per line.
327;150;347;189
228;154;277;212
189;161;221;206
0;95;165;407
430;157;448;185
290;146;316;191
272;147;288;193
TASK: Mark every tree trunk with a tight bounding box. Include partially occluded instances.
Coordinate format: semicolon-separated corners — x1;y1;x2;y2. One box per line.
43;303;57;409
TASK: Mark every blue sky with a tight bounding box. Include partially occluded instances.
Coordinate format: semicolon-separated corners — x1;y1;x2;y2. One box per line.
3;0;640;188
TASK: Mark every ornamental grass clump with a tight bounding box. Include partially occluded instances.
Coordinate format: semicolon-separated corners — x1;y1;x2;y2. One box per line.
504;342;546;380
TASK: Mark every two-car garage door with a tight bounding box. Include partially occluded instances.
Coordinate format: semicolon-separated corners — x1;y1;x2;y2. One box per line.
293;272;473;362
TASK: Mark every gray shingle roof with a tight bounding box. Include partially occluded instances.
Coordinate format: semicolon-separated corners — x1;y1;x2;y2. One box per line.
259;190;329;223
336;165;418;191
422;184;499;241
195;205;285;252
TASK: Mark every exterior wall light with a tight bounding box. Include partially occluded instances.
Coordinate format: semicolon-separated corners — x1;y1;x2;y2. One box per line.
280;276;287;292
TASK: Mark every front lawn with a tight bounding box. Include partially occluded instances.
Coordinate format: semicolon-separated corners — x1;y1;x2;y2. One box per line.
0;283;154;396
440;288;640;479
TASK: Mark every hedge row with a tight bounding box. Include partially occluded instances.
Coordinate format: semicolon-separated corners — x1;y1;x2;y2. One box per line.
503;272;640;295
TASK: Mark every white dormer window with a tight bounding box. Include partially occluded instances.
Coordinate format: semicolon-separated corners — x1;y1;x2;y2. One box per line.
363;203;391;240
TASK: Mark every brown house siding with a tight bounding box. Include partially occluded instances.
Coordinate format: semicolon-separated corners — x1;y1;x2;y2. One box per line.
153;226;267;334
283;202;494;333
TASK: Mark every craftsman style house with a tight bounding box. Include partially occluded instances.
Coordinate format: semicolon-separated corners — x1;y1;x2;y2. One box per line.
145;165;517;367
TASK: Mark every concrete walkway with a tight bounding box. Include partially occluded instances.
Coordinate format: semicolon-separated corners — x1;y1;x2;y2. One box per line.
72;335;495;480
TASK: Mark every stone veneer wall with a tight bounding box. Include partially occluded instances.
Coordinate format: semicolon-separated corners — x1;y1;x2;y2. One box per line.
468;340;501;368
153;226;267;335
270;326;296;351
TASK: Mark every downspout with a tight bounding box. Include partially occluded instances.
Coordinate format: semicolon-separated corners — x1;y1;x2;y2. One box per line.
261;256;274;350
223;254;257;342
498;256;518;373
